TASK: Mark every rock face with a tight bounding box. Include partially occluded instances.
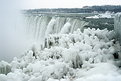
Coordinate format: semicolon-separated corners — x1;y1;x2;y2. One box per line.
114;13;121;44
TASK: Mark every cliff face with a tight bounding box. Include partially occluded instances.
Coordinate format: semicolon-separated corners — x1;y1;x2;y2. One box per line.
114;13;121;44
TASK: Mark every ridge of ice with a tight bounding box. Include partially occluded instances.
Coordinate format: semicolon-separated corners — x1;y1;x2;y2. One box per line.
0;28;121;81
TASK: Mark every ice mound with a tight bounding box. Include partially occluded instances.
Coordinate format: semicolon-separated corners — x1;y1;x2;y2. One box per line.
86;11;115;19
0;61;11;75
0;28;121;81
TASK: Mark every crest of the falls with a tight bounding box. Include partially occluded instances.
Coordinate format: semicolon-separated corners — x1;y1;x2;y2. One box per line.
24;14;89;43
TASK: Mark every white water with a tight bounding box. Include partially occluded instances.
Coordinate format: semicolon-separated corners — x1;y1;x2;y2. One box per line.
24;14;89;44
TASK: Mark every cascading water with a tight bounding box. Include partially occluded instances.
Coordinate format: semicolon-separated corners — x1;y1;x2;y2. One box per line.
24;14;89;44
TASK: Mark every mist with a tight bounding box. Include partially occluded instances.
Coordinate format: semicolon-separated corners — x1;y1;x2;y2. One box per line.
0;0;33;62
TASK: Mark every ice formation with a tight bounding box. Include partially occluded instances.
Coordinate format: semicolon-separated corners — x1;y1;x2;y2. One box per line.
0;61;11;75
0;28;121;81
86;11;115;19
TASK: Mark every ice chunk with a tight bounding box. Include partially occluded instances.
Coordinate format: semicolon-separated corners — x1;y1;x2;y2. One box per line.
0;61;11;75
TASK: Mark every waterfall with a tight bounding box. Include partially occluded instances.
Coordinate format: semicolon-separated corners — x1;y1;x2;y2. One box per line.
60;22;71;34
24;14;89;43
45;18;56;37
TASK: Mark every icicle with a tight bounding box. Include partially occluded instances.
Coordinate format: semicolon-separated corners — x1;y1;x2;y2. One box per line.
0;61;11;75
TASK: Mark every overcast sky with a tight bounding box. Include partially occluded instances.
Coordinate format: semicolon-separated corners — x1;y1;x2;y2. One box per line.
0;0;121;9
21;0;121;9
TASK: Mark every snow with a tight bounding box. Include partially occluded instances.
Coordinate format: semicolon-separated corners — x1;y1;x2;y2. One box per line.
0;74;7;81
86;11;115;19
0;28;121;81
75;74;121;81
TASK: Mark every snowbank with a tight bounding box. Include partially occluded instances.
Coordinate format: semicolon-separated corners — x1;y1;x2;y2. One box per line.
86;11;115;19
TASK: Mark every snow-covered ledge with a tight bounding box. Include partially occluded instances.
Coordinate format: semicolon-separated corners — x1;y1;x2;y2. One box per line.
114;13;121;44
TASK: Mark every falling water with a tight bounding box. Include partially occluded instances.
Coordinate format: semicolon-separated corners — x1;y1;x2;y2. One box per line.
24;14;89;44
